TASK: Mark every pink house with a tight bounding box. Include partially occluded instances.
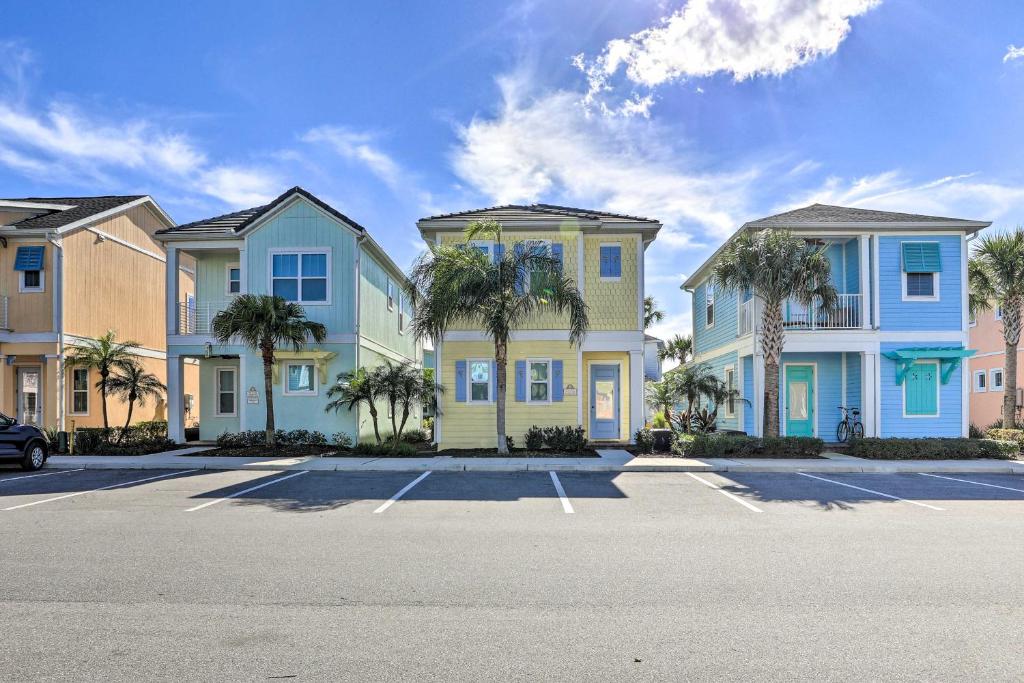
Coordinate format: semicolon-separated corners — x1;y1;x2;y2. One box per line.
968;304;1023;429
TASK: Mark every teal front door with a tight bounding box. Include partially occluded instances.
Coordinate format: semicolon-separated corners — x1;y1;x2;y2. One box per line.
784;365;815;437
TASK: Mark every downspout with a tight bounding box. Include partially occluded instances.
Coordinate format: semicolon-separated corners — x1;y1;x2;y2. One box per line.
47;231;65;432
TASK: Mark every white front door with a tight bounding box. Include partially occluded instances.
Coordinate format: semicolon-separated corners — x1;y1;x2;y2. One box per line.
17;366;42;426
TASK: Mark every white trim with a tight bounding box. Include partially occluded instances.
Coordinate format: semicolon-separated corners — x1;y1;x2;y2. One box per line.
723;364;736;418
466;358;494;404
782;362;818;437
84;226;167;262
960;234;969;333
990;367;1005;392
237;193;362;239
214;366;238;417
902;359;940;418
599;241;622;281
872;235;881;328
18;268;44;293
225;262;241;296
68;366;90;416
525;358;553;404
576;347;584;425
238;354;247;430
282;361;318;397
386;277;395;311
901;271;940;301
973;370;987;393
637;237;644;331
267;247;332;305
586;359;625;441
858;235;871;329
441;329;645;345
576;234;585;298
704;281;715;328
841;353;848;407
63;335;169;360
359;336;419;365
0;200;70;211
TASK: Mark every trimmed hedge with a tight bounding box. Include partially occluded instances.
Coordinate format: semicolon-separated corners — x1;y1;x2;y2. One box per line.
633;428;655;455
216;429;329;448
352;441;418;457
848;437;1018;460
523;425;588;453
673;433;823;458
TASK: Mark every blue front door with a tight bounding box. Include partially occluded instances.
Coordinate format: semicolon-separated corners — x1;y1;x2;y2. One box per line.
590;365;620;440
784;365;815;437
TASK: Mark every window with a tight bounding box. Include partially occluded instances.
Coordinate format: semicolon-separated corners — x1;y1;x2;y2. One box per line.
991;368;1004;392
284;362;317;396
14;245;44;293
398;291;407;333
724;367;735;417
215;368;237;416
705;283;715;327
20;269;43;292
226;263;241;294
599;244;621;279
969;311;977;327
70;368;89;414
901;241;940;301
995;305;1003;321
974;370;987;393
528;360;551;402
469;360;491;402
904;361;938;417
270;250;329;303
469;240;493;258
387;278;395;310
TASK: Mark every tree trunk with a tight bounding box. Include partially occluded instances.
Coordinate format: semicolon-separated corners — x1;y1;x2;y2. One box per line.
393;405;410;453
761;302;785;438
495;339;508;454
1003;298;1022;429
663;402;672;426
118;391;136;444
368;403;382;444
389;400;399;448
99;369;110;431
262;343;276;447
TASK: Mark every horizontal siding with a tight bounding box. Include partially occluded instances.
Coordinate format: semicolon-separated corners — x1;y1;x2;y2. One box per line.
843;240;860;294
777;352;844;440
880;341;963;438
199;358;240;440
701;350;739;431
357;345;420;443
878;235;963;331
693;279;737;355
359;248;418;360
742;355;754;434
844;352;862;413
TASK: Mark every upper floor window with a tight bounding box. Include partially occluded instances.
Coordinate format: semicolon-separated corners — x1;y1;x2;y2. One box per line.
14;245;44;293
271;250;329;304
398;290;409;333
901;242;940;301
974;370;987;393
226;263;241;295
705;283;715;328
599;244;621;279
991;367;1004;392
387;278;395;310
995;305;1003;321
469;240;493;259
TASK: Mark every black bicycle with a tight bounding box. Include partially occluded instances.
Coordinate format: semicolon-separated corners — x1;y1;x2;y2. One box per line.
836;406;864;443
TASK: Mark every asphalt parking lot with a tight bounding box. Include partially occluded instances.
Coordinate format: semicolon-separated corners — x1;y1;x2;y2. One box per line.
2;466;1024;680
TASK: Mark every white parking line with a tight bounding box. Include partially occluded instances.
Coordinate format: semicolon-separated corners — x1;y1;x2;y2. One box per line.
184;470;309;512
798;473;944;510
0;468;84;484
920;472;1024;494
4;469;201;510
687;472;763;513
549;471;574;514
374;471;431;514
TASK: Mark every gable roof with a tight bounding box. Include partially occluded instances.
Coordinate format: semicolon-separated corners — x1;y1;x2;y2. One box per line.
0;195;146;231
421;203;659;225
743;203;988;228
155;186;367;236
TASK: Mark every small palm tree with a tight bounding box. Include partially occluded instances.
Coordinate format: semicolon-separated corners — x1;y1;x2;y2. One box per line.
325;368;384;445
643;296;664;329
969;228;1024;428
670;363;721;433
696;375;748;434
375;359;441;452
659;334;693;365
66;331;141;430
106;362;166;442
711;229;837;437
408;219;589;454
212;294;327;447
645;378;679;426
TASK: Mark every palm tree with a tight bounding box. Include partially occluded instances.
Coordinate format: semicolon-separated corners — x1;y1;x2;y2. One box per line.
66;331;142;430
710;229;837;437
969;228;1024;428
375;359;441;452
696;375;748;434
212;294;327;447
325;367;384;445
659;334;693;366
670;363;721;433
645;377;679;425
106;362;166;442
643;296;664;329
408;219;589;454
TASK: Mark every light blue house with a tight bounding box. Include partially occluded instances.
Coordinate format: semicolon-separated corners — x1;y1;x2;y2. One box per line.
157;187;420;443
683;204;989;441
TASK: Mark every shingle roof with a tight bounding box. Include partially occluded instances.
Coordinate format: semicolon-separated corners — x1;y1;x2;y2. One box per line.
156;186;367;235
0;195;144;230
744;203;986;227
420;203;659;224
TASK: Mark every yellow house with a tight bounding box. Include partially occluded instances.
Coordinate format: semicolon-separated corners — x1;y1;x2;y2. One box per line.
0;196;199;432
417;205;662;448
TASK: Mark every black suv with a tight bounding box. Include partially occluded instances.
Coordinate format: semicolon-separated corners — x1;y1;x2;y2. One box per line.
0;413;48;470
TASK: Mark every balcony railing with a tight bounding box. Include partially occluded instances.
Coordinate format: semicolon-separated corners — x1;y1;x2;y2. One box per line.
783;293;863;330
0;296;8;330
738;298;754;336
178;300;230;335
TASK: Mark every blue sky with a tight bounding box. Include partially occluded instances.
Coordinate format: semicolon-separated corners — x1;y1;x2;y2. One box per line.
2;0;1024;341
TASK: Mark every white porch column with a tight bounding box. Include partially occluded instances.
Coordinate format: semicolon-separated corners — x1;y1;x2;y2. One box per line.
628;350;644;440
167;354;185;443
858;235;871;329
862;352;878;437
752;353;765;437
165;245;180;336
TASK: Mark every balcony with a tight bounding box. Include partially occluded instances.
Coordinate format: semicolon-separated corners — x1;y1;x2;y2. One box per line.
178;300;230;335
738;298;754;336
783;293;863;330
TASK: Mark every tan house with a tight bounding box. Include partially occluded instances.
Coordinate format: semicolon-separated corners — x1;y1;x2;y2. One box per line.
0;196;199;431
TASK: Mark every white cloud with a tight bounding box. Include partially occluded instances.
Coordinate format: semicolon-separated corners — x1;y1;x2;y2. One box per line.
197;166;280;207
303;126;403;190
577;0;880;115
1005;45;1024;63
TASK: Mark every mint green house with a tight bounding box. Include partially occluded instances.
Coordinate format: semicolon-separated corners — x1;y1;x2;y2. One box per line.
156;187;420;443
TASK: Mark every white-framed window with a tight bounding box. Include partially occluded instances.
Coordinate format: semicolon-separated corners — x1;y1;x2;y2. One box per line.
215;367;237;417
70;367;89;415
527;359;551;403
284;362;317;396
705;283;715;328
469;240;494;258
991;368;1005;392
724;366;735;417
900;241;941;302
468;359;492;403
599;242;621;280
902;271;939;300
387;278;395;310
226;263;241;295
269;249;330;304
995;305;1003;321
19;269;44;293
974;370;987;393
398;291;407;333
969;311;977;327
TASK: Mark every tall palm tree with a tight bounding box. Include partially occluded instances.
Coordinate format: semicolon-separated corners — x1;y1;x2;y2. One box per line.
375;359;441;452
212;294;327;447
659;334;693;366
711;229;837;437
408;219;589;454
969;228;1024;428
66;331;141;430
106;362;167;442
643;296;664;329
325;367;384;445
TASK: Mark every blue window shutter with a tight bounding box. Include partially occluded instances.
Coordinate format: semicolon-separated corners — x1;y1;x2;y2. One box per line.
610;246;621;277
14;246;44;271
491;361;497;400
551;243;563;272
902;242;941;273
601;245;621;277
600;246;610;277
494;243;505;263
551;360;563;401
455;361;466;402
515;360;526;402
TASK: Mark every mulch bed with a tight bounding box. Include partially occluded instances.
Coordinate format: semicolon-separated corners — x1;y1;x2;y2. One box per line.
198;445;341;458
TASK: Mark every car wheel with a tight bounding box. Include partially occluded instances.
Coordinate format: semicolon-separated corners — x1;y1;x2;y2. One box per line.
21;442;47;471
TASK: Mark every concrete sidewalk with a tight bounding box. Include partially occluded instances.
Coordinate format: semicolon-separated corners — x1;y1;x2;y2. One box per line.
37;448;1024;474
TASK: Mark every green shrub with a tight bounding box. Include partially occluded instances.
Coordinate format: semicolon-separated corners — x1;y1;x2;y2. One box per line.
524;426;545;450
651;412;669;429
541;426;587;453
331;432;354;450
968;423;985;439
985;428;1024;449
684;434;824;458
633;428;655;454
401;429;428;444
352;441;418;457
848;437;1016;460
671;432;694;456
216;429;329;447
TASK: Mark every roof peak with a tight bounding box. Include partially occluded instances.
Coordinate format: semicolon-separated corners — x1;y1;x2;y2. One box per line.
419;202;659;224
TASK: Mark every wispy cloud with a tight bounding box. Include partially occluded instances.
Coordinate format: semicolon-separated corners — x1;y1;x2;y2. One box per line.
1005;44;1024;63
575;0;881;116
